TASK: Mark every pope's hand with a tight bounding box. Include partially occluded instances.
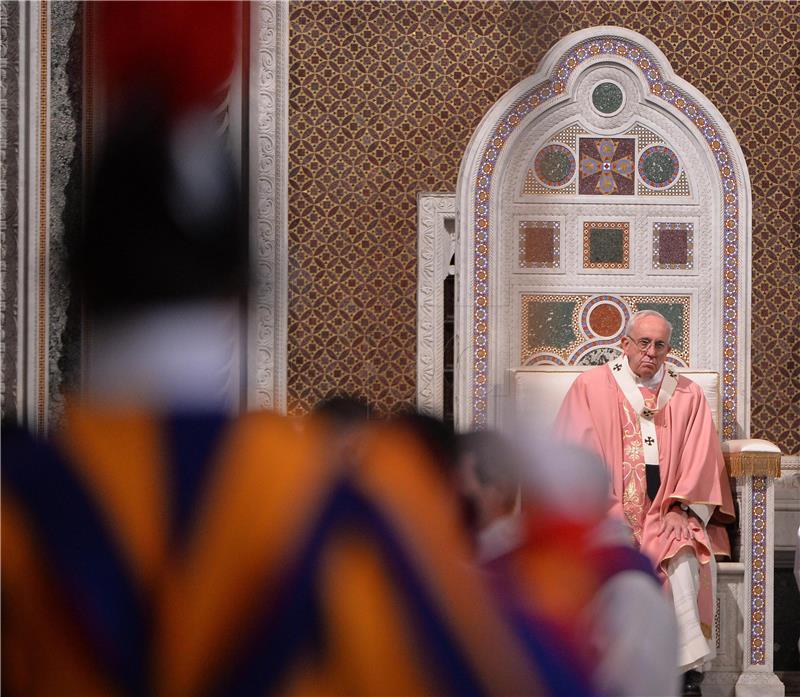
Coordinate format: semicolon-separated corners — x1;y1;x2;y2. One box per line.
659;509;692;540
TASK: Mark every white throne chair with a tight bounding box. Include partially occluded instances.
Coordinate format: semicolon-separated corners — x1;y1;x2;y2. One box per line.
511;366;783;697
452;24;783;697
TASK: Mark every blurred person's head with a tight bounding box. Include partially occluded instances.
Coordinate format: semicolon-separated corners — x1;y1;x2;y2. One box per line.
392;412;459;483
312;395;371;429
516;435;612;527
311;395;371;460
458;430;521;532
393;411;473;517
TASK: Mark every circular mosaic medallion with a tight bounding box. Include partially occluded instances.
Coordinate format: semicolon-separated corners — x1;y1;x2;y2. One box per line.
534;144;576;187
638;145;680;188
587;302;624;338
580;295;630;341
591;82;624;115
576;346;621;366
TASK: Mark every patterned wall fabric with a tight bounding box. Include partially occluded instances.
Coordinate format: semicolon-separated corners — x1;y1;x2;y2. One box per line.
288;1;799;453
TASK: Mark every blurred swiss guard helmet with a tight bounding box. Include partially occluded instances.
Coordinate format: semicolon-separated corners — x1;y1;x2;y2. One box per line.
71;1;246;320
70;101;248;320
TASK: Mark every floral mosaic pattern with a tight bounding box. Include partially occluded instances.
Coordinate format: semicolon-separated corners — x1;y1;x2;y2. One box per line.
520;293;688;366
750;476;767;665
578;137;635;195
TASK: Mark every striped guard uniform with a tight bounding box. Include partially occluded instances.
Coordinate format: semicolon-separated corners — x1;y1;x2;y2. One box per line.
3;405;597;697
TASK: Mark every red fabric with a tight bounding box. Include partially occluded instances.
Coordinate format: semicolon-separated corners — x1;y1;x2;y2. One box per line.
95;1;238;119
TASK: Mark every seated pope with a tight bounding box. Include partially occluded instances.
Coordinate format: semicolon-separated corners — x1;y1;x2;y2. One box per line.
553;310;735;687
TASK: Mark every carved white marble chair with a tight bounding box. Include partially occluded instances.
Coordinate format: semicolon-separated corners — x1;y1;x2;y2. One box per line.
511;366;784;697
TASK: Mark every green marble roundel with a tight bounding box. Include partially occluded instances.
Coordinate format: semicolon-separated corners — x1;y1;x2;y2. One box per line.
641;151;677;184
592;82;624;114
534;144;575;187
540;150;571;182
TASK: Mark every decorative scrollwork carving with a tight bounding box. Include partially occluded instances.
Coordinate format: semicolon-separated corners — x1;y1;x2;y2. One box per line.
416;194;455;417
250;1;288;411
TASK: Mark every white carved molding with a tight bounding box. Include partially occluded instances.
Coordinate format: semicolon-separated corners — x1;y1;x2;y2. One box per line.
779;455;800;477
246;0;288;412
733;672;786;697
46;1;81;430
416;193;455;418
8;0;78;434
775;455;800;556
1;0;21;422
11;1;51;433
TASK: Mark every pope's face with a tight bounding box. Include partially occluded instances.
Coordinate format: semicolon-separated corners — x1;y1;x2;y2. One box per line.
621;315;671;379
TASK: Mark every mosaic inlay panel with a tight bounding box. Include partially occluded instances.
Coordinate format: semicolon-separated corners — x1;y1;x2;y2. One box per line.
750;476;768;664
518;221;560;269
520;293;689;366
528;127;691;198
578;137;635;195
592;81;624;115
638;170;690;197
624;124;690;197
523;175;576;197
524;299;579;356
288;2;799;453
638;145;681;189
534;144;576;187
582;221;630;269
653;222;694;269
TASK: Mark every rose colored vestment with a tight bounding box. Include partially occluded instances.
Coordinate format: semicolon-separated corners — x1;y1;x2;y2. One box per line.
553;363;735;581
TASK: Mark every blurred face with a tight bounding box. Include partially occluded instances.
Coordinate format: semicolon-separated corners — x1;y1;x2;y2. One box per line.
458;455;508;531
620;315;671;379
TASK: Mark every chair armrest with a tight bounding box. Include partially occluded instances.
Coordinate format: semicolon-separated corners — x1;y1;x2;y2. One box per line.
721;438;782;477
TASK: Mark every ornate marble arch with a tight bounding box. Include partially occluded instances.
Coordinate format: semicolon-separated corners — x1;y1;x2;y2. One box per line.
455;27;751;444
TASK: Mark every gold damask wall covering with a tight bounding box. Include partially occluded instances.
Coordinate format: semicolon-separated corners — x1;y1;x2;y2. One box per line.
287;1;799;454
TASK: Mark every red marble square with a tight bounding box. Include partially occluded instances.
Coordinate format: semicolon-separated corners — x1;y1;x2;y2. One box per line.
658;228;689;265
520;225;556;266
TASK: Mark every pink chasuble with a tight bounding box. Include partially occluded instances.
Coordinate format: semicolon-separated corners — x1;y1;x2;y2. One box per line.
553;363;736;635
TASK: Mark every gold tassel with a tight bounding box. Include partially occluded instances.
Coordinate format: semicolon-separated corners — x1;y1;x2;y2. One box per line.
723;451;782;478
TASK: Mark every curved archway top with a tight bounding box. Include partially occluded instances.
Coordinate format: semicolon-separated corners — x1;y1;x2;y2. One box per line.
459;26;750;188
456;27;752;440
